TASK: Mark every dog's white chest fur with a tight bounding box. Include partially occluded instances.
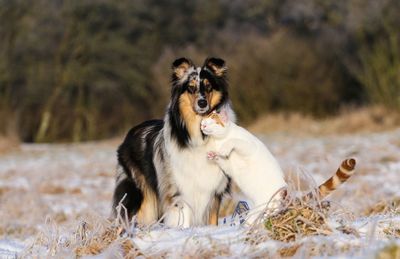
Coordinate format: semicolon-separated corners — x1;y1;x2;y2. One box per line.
167;141;226;225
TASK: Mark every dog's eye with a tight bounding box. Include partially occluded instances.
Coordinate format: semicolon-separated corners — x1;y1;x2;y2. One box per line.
203;79;212;92
187;85;196;94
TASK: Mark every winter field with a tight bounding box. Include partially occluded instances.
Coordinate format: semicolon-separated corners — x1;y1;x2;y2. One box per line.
0;114;400;258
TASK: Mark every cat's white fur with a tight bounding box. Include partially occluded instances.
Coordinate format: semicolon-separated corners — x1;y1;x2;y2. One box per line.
201;110;287;224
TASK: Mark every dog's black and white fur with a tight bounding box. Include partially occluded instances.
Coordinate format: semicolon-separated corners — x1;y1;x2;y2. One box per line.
112;57;233;227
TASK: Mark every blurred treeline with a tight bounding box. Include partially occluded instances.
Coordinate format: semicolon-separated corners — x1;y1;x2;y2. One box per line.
0;0;399;142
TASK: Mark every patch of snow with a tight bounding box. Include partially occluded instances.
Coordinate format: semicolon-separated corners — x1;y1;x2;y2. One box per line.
0;239;24;259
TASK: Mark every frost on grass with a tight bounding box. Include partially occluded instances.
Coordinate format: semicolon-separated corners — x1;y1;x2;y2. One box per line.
0;131;400;257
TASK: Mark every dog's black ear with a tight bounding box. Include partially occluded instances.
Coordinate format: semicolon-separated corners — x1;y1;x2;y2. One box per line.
172;57;194;80
203;57;227;77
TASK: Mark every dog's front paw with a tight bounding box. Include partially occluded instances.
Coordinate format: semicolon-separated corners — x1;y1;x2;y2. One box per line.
171;197;185;210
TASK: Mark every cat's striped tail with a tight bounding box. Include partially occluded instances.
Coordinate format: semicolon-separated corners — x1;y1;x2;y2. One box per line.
304;158;356;200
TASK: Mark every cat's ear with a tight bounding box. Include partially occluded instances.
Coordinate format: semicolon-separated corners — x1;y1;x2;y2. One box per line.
203;57;227;77
172;57;194;80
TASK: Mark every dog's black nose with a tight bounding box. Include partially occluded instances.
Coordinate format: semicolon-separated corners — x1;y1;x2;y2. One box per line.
197;99;208;108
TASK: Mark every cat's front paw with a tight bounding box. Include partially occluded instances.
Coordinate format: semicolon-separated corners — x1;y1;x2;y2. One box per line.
207;151;218;160
217;148;231;159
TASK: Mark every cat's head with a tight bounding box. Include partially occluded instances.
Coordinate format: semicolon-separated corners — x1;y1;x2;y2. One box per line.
200;109;230;138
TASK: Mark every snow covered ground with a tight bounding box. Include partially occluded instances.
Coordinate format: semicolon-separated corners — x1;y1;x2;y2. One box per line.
0;130;399;258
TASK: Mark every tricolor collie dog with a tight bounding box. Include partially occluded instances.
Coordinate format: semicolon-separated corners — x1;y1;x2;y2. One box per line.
112;57;233;227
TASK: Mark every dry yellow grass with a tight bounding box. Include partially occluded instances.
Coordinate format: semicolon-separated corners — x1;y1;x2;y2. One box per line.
249;106;400;136
75;225;123;256
376;244;400;259
364;198;400;216
264;202;331;243
38;183;82;195
0;135;19;154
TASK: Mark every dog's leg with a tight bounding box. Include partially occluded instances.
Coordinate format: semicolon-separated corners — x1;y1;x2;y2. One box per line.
158;169;193;228
112;173;143;221
136;187;159;225
208;194;222;225
164;198;193;228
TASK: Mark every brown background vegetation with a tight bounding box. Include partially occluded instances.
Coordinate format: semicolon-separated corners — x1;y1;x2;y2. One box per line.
0;0;399;142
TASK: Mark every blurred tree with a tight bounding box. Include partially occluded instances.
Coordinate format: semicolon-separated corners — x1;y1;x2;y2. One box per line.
346;0;400;111
0;0;30;134
34;0;165;142
0;0;398;142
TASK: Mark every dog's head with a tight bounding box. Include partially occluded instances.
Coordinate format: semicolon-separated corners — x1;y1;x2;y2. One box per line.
171;57;228;115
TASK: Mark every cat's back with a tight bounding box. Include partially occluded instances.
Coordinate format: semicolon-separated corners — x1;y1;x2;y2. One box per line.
231;123;281;165
228;124;285;188
230;123;264;146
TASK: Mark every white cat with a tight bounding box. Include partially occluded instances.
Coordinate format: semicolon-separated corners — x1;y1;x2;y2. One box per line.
201;110;287;224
